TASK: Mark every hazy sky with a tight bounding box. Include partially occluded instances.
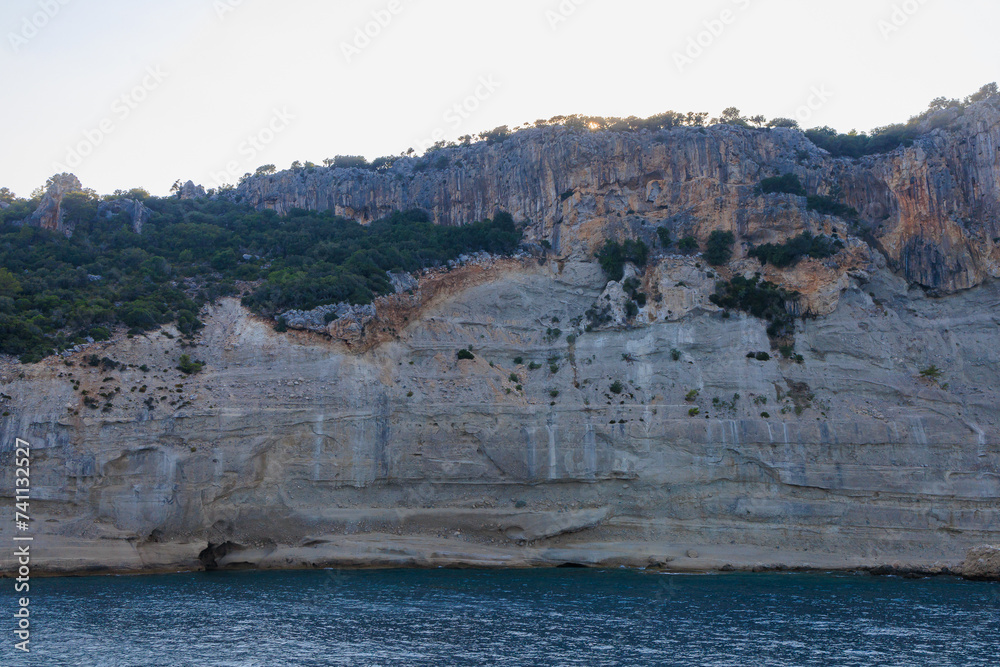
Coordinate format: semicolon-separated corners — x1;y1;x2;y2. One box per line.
0;0;995;196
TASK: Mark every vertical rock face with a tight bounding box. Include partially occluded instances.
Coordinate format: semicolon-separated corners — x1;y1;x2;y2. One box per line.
179;180;207;200
25;173;83;235
237;98;1000;294
97;198;152;234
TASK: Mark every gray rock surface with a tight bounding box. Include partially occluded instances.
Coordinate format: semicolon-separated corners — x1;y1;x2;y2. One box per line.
237;97;1000;295
0;256;997;577
179;180;207;199
25;173;83;235
97;197;152;234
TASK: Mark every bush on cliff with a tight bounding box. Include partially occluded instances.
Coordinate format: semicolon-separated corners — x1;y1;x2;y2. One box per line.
749;232;844;268
758;173;806;197
709;275;798;340
596;239;649;281
703;231;735;266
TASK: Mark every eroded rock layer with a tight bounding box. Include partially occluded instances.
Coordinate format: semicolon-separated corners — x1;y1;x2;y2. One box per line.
0;256;997;576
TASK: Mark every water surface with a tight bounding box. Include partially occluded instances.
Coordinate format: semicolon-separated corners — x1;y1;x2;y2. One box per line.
2;569;998;666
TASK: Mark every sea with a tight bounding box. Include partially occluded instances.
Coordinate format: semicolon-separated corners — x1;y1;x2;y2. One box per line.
2;568;998;666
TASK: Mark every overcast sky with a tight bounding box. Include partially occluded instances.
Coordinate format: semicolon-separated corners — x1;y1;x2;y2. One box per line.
0;0;995;197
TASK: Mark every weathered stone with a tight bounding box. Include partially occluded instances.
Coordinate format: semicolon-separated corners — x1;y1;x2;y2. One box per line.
97;198;152;233
25;173;83;235
960;546;1000;580
179;180;206;200
238;97;1000;295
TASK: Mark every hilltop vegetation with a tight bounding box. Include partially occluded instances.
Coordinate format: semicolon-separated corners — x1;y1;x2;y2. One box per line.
0;196;521;363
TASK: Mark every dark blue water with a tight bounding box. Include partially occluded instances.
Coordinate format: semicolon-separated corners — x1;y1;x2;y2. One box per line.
2;569;998;666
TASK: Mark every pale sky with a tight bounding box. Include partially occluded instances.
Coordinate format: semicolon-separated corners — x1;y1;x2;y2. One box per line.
0;0;995;197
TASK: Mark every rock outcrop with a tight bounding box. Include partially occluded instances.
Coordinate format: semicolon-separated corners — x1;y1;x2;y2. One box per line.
179;180;207;200
25;173;83;235
97;198;152;234
238;97;1000;295
961;546;1000;580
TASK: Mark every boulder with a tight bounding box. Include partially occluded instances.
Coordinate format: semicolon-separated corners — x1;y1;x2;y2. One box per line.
960;545;1000;580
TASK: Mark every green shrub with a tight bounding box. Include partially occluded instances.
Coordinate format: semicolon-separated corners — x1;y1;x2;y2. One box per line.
610;380;624;394
457;349;475;360
177;354;204;375
549;389;560;398
689;407;700;417
755;351;771;361
749;232;843;268
710;276;798;340
509;373;520;383
596;239;649;281
685;389;699;402
677;236;698;253
704;231;735;266
670;349;681;361
920;365;943;380
657;227;672;248
806;195;859;219
529;362;542;371
513;356;524;365
759;173;806;197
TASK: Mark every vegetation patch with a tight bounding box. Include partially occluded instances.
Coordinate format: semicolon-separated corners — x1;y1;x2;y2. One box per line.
596;240;649;282
0;194;522;363
704;231;735;266
749;232;844;268
710;276;798;341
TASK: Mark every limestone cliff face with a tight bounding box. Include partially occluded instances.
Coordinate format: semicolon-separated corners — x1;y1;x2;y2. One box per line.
239;98;1000;295
25;173;83;235
2;101;1000;579
0;256;998;577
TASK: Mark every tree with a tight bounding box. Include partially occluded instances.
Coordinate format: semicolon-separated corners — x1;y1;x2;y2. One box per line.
0;187;16;203
170;180;182;196
767;117;799;129
0;267;21;297
657;227;672;248
704;231;735;266
333;155;370;169
719;107;748;126
966;82;998;104
255;164;277;177
677;236;698;253
749;115;767;128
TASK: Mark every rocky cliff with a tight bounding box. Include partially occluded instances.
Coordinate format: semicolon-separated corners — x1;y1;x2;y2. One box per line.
240;98;1000;295
1;100;999;579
